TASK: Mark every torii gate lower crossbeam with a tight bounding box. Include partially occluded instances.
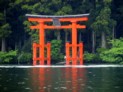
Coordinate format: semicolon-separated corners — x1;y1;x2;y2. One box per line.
26;14;89;65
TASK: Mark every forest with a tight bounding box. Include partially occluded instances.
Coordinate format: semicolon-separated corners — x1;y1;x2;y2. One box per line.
0;0;123;64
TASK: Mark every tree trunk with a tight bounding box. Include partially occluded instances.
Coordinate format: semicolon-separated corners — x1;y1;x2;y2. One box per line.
92;30;96;53
112;26;115;39
65;31;68;42
1;38;6;52
56;31;61;40
14;42;19;51
101;31;106;48
18;40;22;50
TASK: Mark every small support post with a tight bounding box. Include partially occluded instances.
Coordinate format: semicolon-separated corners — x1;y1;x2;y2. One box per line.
79;42;83;65
72;21;77;65
33;43;36;65
47;42;51;65
66;42;70;65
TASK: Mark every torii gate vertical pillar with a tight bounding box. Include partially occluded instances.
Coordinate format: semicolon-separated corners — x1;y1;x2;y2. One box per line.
72;21;77;65
39;22;45;65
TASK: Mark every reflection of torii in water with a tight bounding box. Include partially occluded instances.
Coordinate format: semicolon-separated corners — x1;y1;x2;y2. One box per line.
26;14;89;65
31;67;86;92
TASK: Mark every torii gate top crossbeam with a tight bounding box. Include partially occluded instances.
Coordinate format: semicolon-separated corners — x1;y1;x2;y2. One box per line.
26;14;89;29
26;14;89;18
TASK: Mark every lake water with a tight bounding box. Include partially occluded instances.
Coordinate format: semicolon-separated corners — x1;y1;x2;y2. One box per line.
0;65;123;92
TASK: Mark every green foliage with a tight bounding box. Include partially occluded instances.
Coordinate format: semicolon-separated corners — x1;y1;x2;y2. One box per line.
17;52;32;64
0;1;12;39
120;62;123;64
110;38;123;47
0;50;17;63
91;2;112;32
100;48;123;63
90;0;116;48
96;48;107;53
84;52;101;63
100;38;123;63
84;38;123;64
51;40;64;63
0;23;11;38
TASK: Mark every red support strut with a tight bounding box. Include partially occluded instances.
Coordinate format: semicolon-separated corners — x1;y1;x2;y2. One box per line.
65;42;84;65
47;42;51;65
66;42;70;65
32;42;51;65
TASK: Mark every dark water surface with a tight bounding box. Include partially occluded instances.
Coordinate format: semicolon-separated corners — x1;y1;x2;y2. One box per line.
0;66;123;92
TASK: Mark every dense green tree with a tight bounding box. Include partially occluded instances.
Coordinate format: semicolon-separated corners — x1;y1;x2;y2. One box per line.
91;0;115;49
112;0;123;38
0;0;12;52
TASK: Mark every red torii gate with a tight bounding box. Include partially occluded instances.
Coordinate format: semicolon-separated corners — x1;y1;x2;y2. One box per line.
26;14;89;65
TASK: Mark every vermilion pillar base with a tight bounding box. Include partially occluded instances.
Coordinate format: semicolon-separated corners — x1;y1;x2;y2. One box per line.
66;42;84;65
33;42;51;65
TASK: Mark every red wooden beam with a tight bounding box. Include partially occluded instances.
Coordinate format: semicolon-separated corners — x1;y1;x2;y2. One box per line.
30;25;86;30
28;17;88;22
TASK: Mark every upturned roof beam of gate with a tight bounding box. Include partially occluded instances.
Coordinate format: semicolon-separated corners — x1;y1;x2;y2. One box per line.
26;14;89;22
26;14;89;30
26;14;89;18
